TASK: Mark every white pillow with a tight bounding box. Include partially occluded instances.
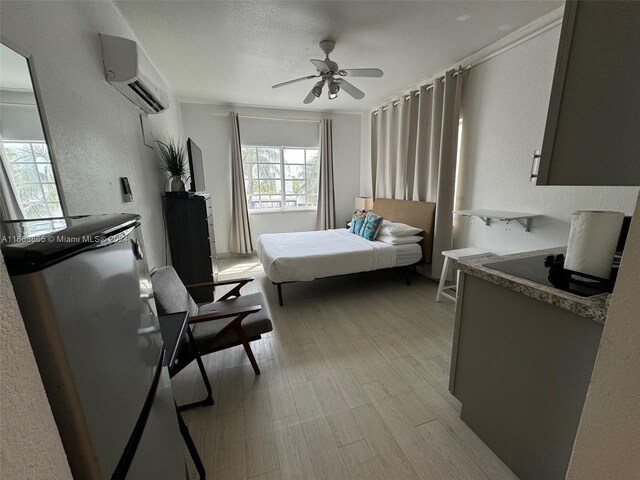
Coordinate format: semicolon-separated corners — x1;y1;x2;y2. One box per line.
379;220;422;236
376;234;422;245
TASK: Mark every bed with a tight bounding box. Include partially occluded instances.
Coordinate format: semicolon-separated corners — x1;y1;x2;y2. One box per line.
256;199;436;305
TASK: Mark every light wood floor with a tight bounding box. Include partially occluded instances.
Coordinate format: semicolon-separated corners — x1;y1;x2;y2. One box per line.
176;256;518;480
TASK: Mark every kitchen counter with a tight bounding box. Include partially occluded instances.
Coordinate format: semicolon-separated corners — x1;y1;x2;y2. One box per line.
454;248;610;323
449;248;605;480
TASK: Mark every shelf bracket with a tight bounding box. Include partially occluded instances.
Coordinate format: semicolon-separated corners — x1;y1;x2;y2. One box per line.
514;218;533;232
454;211;537;232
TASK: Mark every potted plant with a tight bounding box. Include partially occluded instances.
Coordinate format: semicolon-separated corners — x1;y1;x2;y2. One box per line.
156;138;187;192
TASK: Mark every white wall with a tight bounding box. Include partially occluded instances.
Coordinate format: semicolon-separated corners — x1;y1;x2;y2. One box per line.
0;2;184;478
181;103;361;254
566;194;640;479
454;25;639;254
1;0;184;269
0;257;73;480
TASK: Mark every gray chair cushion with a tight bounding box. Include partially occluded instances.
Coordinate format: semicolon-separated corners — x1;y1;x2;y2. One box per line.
150;266;199;317
192;292;273;352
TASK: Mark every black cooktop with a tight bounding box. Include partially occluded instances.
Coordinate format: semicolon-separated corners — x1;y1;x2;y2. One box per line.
484;253;613;297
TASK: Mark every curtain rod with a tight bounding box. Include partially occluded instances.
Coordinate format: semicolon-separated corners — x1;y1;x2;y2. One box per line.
373;67;467;114
212;112;321;123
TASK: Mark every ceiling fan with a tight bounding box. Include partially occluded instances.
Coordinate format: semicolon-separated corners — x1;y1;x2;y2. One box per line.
272;40;384;104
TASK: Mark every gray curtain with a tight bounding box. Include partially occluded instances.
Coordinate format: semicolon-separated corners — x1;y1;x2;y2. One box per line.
0;133;24;221
316;118;336;230
228;112;254;254
371;69;463;277
431;70;462;278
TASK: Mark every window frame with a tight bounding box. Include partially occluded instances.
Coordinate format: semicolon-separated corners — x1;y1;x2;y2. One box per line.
241;145;320;212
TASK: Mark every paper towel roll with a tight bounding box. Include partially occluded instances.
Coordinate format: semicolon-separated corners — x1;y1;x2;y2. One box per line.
564;210;625;279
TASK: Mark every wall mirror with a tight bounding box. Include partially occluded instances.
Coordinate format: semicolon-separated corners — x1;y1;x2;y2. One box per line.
0;42;64;220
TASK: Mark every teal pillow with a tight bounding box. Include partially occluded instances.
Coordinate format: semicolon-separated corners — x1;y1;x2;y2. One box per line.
349;210;367;234
359;212;383;241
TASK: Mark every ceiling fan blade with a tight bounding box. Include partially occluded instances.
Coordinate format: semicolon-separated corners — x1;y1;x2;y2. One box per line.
303;89;317;104
339;68;384;78
338;79;365;100
272;74;318;89
311;59;330;72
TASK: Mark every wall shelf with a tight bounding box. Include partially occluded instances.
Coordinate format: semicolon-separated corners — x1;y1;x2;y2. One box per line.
454;209;540;232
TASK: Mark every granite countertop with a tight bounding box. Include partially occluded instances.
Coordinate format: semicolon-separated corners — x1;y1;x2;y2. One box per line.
454;248;611;323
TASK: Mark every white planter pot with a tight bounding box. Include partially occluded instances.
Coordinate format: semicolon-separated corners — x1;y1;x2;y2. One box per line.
167;176;185;192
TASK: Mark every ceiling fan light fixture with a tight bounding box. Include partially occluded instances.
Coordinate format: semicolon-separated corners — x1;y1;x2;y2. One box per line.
312;80;324;98
328;79;340;99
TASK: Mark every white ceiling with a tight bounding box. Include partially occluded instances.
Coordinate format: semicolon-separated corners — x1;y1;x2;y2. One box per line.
116;0;562;111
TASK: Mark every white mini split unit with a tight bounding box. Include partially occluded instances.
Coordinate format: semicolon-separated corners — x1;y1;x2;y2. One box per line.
99;34;169;114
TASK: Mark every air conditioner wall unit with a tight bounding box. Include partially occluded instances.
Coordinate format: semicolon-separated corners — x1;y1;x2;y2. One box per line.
99;34;169;114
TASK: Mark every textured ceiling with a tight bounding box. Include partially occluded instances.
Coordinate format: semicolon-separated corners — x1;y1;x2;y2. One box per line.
116;0;562;111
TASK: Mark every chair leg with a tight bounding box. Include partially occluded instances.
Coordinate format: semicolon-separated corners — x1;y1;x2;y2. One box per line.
243;341;261;375
236;325;261;375
175;402;206;480
178;328;214;411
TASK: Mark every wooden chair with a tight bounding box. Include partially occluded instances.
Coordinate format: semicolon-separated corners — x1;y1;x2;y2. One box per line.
150;266;273;409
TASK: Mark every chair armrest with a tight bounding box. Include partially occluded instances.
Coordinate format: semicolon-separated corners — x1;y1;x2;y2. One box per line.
187;277;255;302
185;276;255;290
188;304;262;325
213;276;255;287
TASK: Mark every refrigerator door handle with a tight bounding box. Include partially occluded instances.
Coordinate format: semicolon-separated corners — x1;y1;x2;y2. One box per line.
94;225;138;250
80;223;141;254
111;349;165;480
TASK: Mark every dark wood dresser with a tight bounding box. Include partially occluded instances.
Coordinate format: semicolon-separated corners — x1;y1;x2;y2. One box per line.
163;193;217;302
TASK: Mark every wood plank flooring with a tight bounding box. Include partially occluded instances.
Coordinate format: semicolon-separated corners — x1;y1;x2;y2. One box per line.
175;256;518;480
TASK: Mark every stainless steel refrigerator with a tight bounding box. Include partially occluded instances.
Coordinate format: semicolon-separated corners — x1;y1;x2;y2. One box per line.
1;214;186;479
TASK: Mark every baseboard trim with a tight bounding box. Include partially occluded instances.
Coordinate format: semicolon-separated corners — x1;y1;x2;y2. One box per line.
217;251;256;259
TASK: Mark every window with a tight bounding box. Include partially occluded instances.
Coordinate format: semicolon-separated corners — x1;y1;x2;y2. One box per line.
241;146;319;210
4;141;62;218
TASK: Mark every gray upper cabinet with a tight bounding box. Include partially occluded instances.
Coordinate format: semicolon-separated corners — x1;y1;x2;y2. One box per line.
537;0;640;186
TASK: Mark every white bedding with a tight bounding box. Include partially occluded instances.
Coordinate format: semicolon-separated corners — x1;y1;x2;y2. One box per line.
257;228;401;283
394;243;422;267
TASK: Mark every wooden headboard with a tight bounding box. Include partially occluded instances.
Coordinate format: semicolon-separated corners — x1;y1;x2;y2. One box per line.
372;198;436;264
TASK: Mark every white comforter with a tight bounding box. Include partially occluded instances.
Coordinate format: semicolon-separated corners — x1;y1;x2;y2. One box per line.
256;229;397;283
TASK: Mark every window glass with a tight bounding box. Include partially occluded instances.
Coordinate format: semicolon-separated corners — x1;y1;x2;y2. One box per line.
4;141;63;219
242;145;319;210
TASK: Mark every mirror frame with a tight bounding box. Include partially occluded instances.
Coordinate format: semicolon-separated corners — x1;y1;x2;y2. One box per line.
0;35;68;217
